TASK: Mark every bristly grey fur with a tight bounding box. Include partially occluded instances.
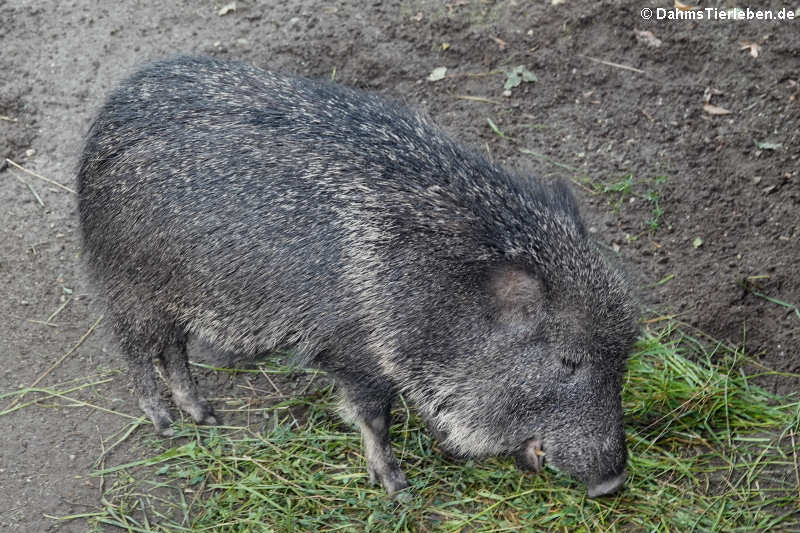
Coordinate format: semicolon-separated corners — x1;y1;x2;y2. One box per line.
77;56;639;497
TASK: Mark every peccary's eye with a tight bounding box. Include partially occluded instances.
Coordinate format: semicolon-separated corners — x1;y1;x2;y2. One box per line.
560;358;579;374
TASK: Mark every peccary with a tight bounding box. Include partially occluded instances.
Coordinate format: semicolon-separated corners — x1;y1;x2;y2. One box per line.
77;56;638;498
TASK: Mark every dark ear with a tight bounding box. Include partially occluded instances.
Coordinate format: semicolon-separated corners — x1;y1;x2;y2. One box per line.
551;179;585;235
489;267;544;322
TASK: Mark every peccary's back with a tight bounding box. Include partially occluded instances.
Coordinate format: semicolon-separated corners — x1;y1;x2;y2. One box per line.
77;56;589;358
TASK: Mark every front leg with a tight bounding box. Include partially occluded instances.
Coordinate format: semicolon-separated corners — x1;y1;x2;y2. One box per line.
360;410;409;496
339;379;409;498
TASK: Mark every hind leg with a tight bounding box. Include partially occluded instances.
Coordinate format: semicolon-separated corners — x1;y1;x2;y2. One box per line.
115;312;217;434
116;326;175;436
159;336;219;426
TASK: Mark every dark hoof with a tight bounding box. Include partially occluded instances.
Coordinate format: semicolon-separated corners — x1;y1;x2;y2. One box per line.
369;464;409;498
157;424;176;438
140;398;174;436
172;393;220;426
191;400;220;426
201;414;220;426
392;488;413;504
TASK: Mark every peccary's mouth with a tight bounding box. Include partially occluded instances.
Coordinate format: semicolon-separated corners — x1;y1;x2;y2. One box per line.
515;438;545;473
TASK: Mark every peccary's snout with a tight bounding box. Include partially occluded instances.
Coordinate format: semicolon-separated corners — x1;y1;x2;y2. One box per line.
516;394;629;497
517;435;627;497
588;428;628;497
587;469;627;498
581;423;629;498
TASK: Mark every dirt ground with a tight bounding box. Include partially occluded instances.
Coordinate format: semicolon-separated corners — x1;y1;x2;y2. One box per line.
1;0;798;531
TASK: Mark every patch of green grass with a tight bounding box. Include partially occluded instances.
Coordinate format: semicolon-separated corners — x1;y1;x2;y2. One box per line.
587;174;634;213
646;190;664;232
593;174;634;196
741;282;800;324
583;174;670;232
644;176;668;233
29;325;798;532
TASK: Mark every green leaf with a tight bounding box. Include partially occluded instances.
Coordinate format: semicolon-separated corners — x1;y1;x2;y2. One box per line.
755;141;782;150
486;117;506;138
427;67;447;82
504;65;537;90
693;237;704;248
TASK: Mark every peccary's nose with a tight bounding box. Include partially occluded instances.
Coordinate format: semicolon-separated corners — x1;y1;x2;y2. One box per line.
587;469;627;498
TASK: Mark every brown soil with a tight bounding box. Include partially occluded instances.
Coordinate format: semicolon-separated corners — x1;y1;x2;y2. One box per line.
1;1;797;531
